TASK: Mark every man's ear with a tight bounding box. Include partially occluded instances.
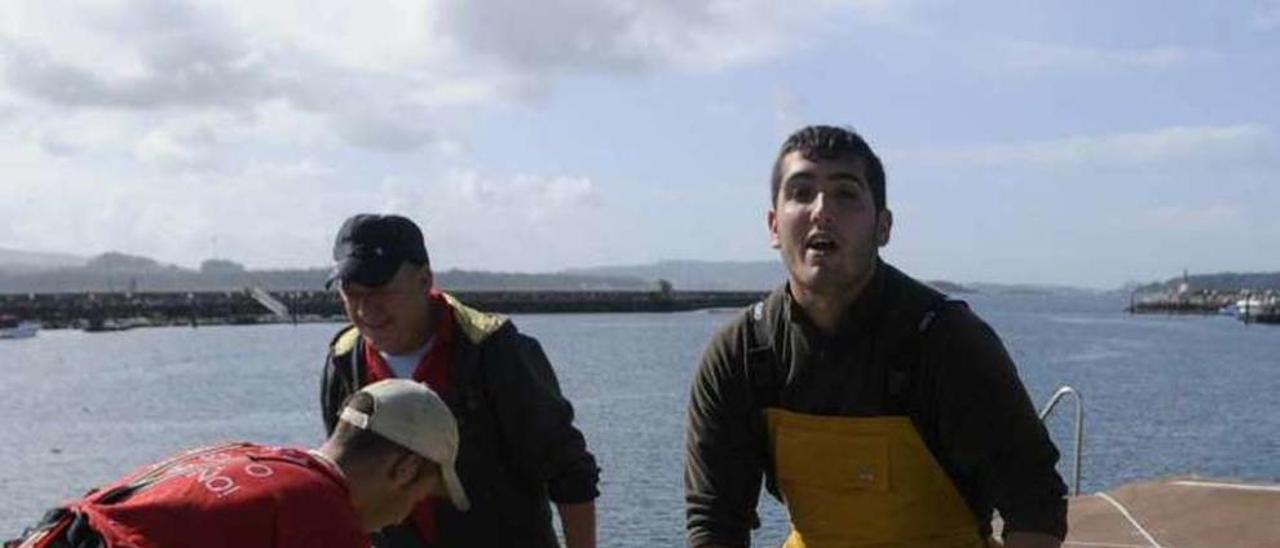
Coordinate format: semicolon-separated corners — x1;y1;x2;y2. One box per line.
875;208;893;247
388;452;420;486
419;266;434;291
767;209;780;250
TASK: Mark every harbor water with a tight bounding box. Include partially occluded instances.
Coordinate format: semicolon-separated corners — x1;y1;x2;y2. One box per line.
2;292;1278;545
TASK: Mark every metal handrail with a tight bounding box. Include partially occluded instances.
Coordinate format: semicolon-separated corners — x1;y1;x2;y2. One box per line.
1039;385;1083;496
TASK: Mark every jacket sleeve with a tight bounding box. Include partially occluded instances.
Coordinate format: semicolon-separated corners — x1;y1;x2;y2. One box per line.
930;309;1069;540
320;351;341;436
485;329;600;504
320;329;358;437
685;321;765;548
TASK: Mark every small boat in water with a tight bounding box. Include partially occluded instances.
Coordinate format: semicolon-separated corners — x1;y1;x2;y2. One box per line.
1234;296;1279;324
83;316;151;333
0;315;40;339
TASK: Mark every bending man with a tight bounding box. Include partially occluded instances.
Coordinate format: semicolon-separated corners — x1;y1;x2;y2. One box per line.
10;379;467;548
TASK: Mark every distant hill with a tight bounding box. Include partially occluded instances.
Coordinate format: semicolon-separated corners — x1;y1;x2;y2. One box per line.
0;247;87;273
436;269;649;291
0;248;1035;294
0;251;652;293
927;280;976;294
965;282;1106;295
1137;271;1280;294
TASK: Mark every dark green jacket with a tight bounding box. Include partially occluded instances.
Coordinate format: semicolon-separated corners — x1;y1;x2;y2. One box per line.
322;294;599;547
685;262;1067;547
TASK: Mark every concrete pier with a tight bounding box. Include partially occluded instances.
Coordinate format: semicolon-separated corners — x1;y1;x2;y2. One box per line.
0;289;767;329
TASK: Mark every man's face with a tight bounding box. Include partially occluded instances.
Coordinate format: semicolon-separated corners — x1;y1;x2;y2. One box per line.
769;151;891;296
339;264;432;354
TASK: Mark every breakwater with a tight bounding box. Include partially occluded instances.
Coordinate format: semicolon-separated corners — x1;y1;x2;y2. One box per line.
0;289;768;329
1128;289;1279;324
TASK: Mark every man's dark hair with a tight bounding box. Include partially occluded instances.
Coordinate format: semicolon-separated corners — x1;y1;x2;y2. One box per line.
330;392;409;459
330;391;444;483
770;125;886;211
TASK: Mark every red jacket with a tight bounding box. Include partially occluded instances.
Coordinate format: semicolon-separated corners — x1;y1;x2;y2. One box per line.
65;442;367;548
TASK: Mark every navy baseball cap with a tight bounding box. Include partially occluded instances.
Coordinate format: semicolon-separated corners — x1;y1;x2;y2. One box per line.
326;214;429;289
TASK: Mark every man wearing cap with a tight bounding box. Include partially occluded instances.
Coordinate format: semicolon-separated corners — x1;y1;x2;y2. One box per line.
9;380;467;548
321;214;600;548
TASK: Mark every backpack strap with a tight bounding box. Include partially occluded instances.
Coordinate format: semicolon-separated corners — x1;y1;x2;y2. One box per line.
884;297;968;417
741;299;783;503
743;301;783;409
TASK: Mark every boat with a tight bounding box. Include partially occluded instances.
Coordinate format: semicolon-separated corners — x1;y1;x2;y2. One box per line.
1235;296;1279;324
0;315;40;339
82;316;151;333
1248;305;1280;324
1233;296;1269;318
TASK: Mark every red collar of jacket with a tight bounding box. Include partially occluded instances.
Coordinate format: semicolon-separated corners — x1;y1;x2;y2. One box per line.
358;288;456;543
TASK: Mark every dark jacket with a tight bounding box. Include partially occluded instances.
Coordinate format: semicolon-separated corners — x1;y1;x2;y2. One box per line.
685;262;1067;547
322;294;599;548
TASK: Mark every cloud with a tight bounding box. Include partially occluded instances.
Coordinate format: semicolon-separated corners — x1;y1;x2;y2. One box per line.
0;0;896;159
0;2;442;154
0;2;276;110
452;170;601;219
772;87;806;136
1256;0;1280;29
0;154;613;271
988;39;1208;72
0;143;359;268
134;123;219;170
898;124;1277;172
1132;204;1247;233
6;0;914;271
431;0;902;74
39;133;82;157
314;169;616;271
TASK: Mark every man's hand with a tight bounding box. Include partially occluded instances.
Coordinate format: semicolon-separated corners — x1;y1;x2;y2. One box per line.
557;501;596;548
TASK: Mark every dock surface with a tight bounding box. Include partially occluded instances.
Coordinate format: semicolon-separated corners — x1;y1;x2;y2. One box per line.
995;477;1280;547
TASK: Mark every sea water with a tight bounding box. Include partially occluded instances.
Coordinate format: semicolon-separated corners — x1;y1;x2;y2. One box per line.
2;292;1278;545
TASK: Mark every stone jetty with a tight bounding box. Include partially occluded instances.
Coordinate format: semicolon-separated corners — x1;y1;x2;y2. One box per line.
0;289;767;330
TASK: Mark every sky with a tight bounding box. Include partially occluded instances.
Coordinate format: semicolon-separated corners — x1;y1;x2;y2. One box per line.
0;0;1277;288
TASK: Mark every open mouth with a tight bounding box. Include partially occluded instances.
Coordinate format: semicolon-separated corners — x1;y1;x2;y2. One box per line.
805;234;839;253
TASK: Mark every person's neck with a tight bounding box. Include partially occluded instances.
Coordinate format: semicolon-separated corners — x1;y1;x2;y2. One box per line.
790;267;877;334
315;442;354;480
315;442;379;531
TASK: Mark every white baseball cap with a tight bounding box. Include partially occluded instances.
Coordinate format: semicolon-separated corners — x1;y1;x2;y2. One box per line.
340;379;469;511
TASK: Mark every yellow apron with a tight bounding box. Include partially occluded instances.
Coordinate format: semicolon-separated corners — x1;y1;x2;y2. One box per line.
766;408;993;548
